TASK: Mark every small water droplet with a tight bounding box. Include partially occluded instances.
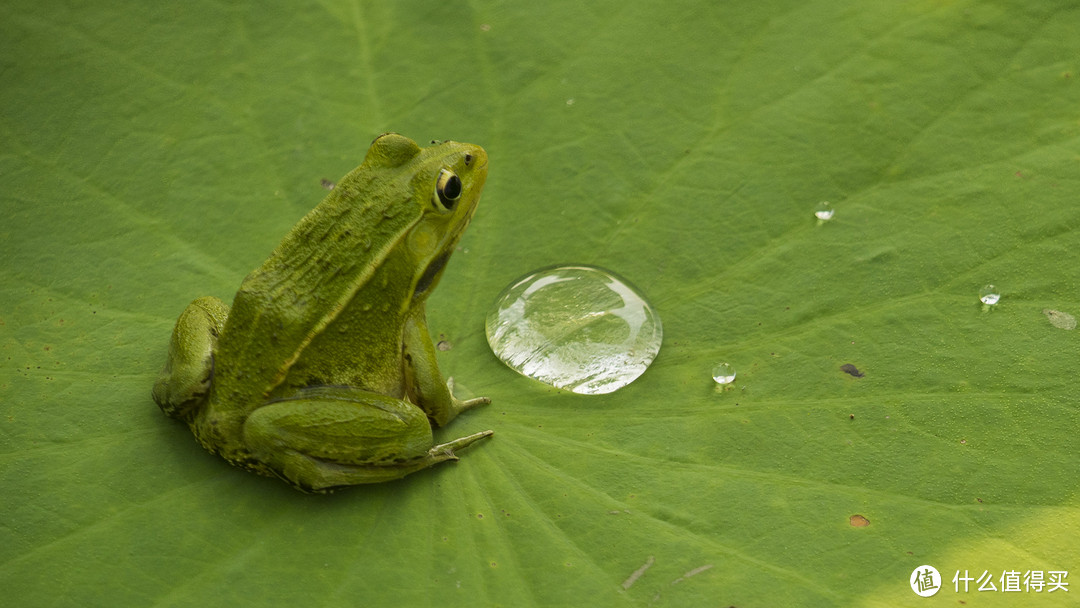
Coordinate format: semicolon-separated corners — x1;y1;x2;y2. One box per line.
979;284;1000;306
485;265;662;395
712;362;736;385
814;201;834;221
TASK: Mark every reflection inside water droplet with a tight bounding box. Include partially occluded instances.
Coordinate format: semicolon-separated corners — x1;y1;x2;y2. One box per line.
712;362;736;385
979;284;1000;306
485;265;662;395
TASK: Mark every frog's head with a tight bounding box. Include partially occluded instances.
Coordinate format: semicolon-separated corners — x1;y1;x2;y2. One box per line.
363;133;489;304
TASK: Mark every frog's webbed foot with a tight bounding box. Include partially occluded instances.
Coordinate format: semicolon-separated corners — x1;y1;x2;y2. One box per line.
152;296;229;420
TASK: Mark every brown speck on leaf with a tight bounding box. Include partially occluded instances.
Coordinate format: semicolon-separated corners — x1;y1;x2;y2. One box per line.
1043;308;1077;330
849;514;870;527
320;178;335;190
437;340;452;351
840;363;864;378
849;414;855;420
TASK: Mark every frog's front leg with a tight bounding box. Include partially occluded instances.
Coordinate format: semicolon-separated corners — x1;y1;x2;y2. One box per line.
242;386;492;491
403;305;491;427
152;296;229;420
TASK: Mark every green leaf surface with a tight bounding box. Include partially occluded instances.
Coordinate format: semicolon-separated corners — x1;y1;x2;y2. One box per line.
4;1;1079;606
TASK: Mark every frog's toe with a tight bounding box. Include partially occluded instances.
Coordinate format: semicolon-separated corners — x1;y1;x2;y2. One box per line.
446;377;491;410
430;429;494;460
458;396;491;409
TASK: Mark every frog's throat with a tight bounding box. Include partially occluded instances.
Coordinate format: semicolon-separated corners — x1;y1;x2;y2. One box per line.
411;190;481;301
414;251;450;299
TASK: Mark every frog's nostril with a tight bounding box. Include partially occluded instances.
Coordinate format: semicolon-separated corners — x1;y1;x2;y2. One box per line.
464;153;473;166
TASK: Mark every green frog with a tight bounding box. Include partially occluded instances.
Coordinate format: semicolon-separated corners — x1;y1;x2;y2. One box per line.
152;133;492;491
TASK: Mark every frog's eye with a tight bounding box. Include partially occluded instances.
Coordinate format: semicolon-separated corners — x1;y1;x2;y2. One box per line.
436;169;462;209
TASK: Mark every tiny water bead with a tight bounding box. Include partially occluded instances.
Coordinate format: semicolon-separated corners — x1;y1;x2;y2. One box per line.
979;284;1000;306
712;362;736;385
814;201;834;221
485;265;663;395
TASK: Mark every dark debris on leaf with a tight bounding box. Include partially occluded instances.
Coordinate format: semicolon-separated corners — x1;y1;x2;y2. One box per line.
840;363;864;378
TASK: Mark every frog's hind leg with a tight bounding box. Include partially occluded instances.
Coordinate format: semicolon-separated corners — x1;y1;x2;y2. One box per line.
242;386;493;491
152;296;229;420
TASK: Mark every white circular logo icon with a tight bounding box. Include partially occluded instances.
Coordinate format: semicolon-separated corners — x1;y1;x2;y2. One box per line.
910;565;941;597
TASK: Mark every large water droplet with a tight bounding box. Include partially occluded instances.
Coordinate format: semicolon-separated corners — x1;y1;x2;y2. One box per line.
979;284;1000;306
485;265;663;395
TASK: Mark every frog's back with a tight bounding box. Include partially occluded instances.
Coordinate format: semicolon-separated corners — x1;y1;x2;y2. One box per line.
210;164;421;412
